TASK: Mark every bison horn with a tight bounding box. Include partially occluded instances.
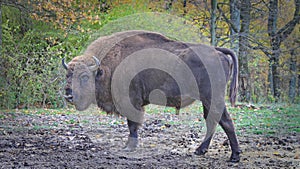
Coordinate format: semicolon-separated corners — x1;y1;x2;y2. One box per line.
89;56;101;71
62;58;68;70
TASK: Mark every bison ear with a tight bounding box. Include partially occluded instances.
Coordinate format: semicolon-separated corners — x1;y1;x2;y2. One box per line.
89;56;101;72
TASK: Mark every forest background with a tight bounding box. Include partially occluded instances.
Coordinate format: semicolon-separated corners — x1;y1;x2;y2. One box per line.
1;0;299;109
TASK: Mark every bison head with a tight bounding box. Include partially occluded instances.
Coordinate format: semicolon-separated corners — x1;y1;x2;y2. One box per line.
62;56;100;111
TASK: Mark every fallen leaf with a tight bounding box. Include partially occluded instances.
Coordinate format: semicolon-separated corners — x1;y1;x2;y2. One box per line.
150;144;156;147
294;152;299;159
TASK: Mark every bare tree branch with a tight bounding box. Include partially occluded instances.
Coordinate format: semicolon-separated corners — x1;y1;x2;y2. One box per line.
1;0;29;12
217;4;240;33
277;0;300;41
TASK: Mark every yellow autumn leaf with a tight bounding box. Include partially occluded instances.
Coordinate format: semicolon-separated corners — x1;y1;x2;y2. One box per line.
150;144;156;147
273;151;280;156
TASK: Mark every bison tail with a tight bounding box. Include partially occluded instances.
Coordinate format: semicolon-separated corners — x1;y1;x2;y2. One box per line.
215;47;239;107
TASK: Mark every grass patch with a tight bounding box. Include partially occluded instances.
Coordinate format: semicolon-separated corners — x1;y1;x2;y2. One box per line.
146;103;299;135
1;103;298;136
0;114;6;119
32;125;52;130
229;104;300;135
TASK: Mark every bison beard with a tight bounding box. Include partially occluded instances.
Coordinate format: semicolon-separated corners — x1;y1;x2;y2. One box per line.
62;30;241;162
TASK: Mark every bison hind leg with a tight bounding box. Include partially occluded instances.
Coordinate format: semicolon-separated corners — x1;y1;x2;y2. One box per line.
194;104;214;156
219;107;241;162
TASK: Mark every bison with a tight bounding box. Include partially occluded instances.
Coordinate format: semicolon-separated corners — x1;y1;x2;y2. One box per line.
62;30;241;162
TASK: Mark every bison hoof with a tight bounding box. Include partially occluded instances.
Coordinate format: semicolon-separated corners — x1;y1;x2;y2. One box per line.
228;150;241;163
194;148;207;156
123;137;138;152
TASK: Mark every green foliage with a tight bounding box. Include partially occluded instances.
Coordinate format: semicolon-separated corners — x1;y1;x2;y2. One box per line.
1;23;59;108
1;5;31;35
1;0;299;109
1;18;90;109
1;3;92;109
29;0;102;30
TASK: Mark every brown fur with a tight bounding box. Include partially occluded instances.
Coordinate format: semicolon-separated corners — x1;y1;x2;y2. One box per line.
64;30;238;113
63;30;240;162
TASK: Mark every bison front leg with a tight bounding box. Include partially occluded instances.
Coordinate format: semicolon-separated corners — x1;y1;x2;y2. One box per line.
219;108;241;162
124;119;140;151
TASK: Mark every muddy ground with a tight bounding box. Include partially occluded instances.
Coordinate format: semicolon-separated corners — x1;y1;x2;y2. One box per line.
0;107;299;169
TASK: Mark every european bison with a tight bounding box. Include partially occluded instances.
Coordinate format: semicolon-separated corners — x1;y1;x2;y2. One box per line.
62;30;241;162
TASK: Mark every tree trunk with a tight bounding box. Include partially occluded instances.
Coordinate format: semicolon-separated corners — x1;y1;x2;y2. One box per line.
210;0;217;46
183;0;187;15
268;63;274;97
298;66;300;99
0;3;2;55
288;49;297;103
270;51;281;100
230;0;240;54
267;0;300;101
238;0;251;102
268;0;281;100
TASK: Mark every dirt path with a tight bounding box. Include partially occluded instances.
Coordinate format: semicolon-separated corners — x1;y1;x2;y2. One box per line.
0;109;299;168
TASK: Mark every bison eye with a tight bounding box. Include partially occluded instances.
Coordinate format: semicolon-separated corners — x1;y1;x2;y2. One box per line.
99;69;103;76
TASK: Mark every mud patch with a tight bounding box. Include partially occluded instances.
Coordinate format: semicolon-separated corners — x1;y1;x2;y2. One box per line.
0;110;299;168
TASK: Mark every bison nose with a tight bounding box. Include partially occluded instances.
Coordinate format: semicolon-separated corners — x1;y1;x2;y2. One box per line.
64;88;73;103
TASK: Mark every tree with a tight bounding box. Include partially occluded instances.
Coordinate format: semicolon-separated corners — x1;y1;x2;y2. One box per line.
288;48;297;103
238;0;251;102
211;0;217;46
298;65;300;99
1;0;101;32
229;0;240;54
0;2;2;55
219;0;250;102
1;0;32;34
267;0;300;100
183;0;187;15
